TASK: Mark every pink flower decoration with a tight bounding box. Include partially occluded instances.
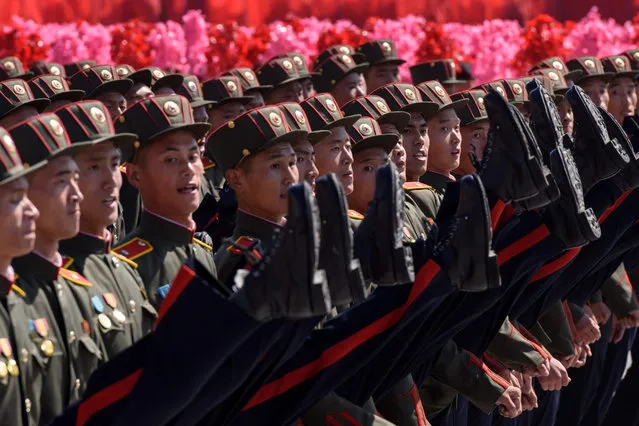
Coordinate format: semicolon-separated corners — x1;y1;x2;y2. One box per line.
150;20;188;73
182;9;209;77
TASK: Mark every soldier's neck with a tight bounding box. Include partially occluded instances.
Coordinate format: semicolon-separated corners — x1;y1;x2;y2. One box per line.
33;232;61;264
236;203;286;226
142;206;195;229
426;167;455;181
0;261;12;281
79;219;110;240
406;173;421;182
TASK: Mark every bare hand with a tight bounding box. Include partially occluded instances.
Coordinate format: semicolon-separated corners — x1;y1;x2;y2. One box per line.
620;309;639;328
575;314;601;344
589;302;612;324
496;386;523;418
610;317;627;344
520;374;538;411
523;358;550;377
538;357;570;391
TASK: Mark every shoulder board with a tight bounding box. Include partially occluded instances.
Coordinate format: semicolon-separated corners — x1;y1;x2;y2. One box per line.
226;236;258;255
59;268;92;287
404;182;435;192
194;238;213;251
109;251;138;269
348;210;364;220
10;284;25;298
113;238;153;261
119;163;127;175
61;256;74;269
201;157;216;170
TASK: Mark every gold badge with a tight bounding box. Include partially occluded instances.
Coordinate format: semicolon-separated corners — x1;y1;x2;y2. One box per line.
434;85;446;97
269;112;282;127
548;71;559;81
112;309;127;324
13;84;25;95
244;71;255;81
339;46;350;54
226;80;238;92
342;55;353;65
513;83;523;95
293;56;304;67
634;52;639;61
615;57;626;69
40;339;54;357
359;123;373;135
404;89;416;101
51;79;63;90
153;69;165;80
82;64;91;70
163;101;181;116
294;110;306;124
376;101;389;113
129;300;136;313
100;69;113;80
0;360;7;379
496;86;505;96
584;59;595;69
282;60;294;71
478;97;486;110
325;99;338;112
3;61;15;71
187;81;198;92
116;67;129;76
90;107;106;123
98;313;112;329
552;61;564;71
381;41;392;52
7;359;18;376
50;66;61;76
49;119;64;136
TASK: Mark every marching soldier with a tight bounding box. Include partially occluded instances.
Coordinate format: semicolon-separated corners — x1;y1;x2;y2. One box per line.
69;65;133;120
28;74;86;112
409;59;468;93
0;57;33;81
312;53;369;106
356;39;404;92
276;52;318;98
117;66;154;106
566;57;614;109
257;57;307;104
224;67;272;110
177;74;215;124
0;78;49;128
127;67;183;95
601;55;638;124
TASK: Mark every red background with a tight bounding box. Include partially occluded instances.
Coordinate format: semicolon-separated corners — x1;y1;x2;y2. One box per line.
2;0;638;25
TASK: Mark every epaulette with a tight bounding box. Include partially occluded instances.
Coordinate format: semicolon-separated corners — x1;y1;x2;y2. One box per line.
194;238;213;251
348;209;364;220
226;236;259;255
61;256;74;269
110;251;139;269
113;237;153;261
59;268;92;287
119;163;127;175
10;284;25;297
403;182;435;192
201;157;216;171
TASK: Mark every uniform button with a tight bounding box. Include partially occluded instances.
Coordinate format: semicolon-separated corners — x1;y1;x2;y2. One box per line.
56;283;63;291
69;331;76;343
138;241;146;247
111;256;119;268
129;300;136;313
25;398;31;413
75;379;81;390
20;349;28;364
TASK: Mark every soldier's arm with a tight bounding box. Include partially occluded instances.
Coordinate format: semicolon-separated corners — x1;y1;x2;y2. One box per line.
601;263;639;319
486;317;550;372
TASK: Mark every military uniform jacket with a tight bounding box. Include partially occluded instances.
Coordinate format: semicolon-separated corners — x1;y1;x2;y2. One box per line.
9;252;104;425
0;274;26;426
60;232;158;358
200;155;222;202
601;263;639;319
404;181;440;222
113;210;216;311
486;317;549;372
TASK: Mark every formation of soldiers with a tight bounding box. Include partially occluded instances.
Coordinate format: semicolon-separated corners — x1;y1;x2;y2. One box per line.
0;38;638;426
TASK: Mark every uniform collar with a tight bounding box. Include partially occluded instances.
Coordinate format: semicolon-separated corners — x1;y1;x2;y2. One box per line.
233;209;283;246
140;209;195;245
12;251;60;281
60;232;111;258
420;171;453;193
0;266;14;296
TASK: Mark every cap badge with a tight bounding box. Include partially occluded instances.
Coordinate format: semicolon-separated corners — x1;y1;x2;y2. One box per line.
90;107;107;124
269;111;283;127
13;84;25;95
3;61;15;71
187;80;198;92
163;101;181;116
584;59;595;69
615;57;626;69
152;69;165;80
2;134;18;159
381;42;392;53
50;66;61;76
325;98;338;112
226;80;238;92
282;60;294;71
552;61;564;71
49;119;65;136
51;79;63;90
359;123;373;135
404;88;416;101
82;64;91;70
496;86;505;96
376;100;389;113
116;67;129;76
339;46;351;54
294;110;306;124
513;83;523;95
293;56;304;67
548;71;559;81
342;55;353;65
434;85;446;97
244;71;255;81
100;69;113;81
478;97;485;110
634;52;639;61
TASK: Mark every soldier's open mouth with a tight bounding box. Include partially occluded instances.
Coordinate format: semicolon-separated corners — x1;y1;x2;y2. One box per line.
178;184;198;193
102;197;117;208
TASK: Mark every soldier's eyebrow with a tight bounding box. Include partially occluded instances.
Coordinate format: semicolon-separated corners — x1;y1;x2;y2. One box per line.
267;151;295;160
55;169;75;177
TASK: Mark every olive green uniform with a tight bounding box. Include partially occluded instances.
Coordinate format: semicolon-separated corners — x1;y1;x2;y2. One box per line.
404;181;441;222
601;263;639;319
9;252;105;425
113;210;216;311
59;232;158;358
200;154;224;202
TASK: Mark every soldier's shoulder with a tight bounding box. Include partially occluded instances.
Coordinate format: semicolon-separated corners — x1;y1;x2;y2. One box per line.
59;268;92;288
403;181;436;192
201;156;217;171
108;251;139;269
61;255;75;269
113;236;154;262
347;209;364;220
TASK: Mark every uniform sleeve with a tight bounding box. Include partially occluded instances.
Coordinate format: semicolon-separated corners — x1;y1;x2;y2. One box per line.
534;301;577;357
486;317;549;371
601;263;639;319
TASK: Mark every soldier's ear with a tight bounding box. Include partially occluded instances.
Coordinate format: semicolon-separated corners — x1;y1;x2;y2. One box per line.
225;168;243;192
126;163;142;189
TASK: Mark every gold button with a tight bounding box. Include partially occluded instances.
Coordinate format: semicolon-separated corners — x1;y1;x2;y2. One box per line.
25;398;31;413
129;300;136;313
228;121;235;129
69;331;76;343
20;349;28;364
242;149;250;156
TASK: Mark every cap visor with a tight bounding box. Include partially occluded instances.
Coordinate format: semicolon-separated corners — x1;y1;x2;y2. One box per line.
127;69;154;87
323;114;362;131
377;111;411;132
308;129;332;145
273;75;310;87
352;134;399;154
0;160;48;185
153;74;185;93
1;98;51;119
440;99;470;113
88;132;138;148
402;101;440;119
461;116;490;127
13;72;34;81
612;71;639;80
91;79;134;98
578;73;616;84
245;85;273;94
191;99;216;109
49;90;86;104
372;58;406;67
217;96;255;107
564;70;583;82
50;141;96;159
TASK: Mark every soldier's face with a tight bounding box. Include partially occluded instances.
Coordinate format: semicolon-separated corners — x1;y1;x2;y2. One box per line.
207;102;246;131
28;156;83;241
331;73;366;107
227;143;298;223
558;98;574;135
366;64;400;92
266;81;304;104
607;76;637;124
96;92;127;120
314;127;354;195
459;121;490;175
0;177;39;261
125;83;153;106
74;143;122;236
128;131;203;223
245;90;265;110
193;105;209;123
380;123;406;181
348;147;389;213
0;106;38;129
580;78;609;109
427;108;462;175
401;113;429;181
292;139;319;192
301;78;316;99
45;99;73;112
154;86;176;95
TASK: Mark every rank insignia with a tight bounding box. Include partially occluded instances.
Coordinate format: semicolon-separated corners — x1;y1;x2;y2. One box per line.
158;284;171;300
